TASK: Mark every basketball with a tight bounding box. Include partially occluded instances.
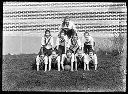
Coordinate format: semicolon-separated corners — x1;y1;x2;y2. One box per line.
64;65;71;70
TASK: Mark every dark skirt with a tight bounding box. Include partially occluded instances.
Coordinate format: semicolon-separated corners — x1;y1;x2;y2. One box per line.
84;44;93;54
67;29;76;39
43;47;52;56
62;29;76;39
58;45;65;55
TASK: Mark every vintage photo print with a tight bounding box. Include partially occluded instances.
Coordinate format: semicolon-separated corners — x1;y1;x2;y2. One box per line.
2;2;127;92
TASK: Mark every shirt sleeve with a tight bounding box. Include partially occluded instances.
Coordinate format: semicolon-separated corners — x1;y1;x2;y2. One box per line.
56;38;60;46
89;36;94;46
77;39;82;47
50;37;54;47
41;37;45;46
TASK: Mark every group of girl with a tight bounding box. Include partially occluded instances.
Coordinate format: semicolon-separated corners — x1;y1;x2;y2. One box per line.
35;16;98;72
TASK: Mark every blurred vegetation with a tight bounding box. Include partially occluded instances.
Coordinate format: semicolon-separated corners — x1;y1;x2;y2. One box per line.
110;32;125;55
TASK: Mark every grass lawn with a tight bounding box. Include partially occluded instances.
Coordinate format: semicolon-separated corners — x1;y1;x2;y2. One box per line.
2;51;125;92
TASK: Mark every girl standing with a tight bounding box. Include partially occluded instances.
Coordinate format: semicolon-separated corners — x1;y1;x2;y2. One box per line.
56;30;68;55
41;29;54;56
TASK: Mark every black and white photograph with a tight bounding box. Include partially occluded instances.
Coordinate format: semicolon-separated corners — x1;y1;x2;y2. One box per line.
2;2;127;92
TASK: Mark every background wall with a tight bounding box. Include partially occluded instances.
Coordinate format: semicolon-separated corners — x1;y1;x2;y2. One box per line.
3;2;127;55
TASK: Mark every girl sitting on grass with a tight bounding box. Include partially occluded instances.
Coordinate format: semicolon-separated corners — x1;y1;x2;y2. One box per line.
56;30;68;56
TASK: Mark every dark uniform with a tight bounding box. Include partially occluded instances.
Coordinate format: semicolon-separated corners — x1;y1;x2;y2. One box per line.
51;57;58;70
89;59;95;70
76;56;84;69
61;28;76;39
63;57;72;66
84;41;93;54
42;36;52;56
58;38;65;55
83;36;94;54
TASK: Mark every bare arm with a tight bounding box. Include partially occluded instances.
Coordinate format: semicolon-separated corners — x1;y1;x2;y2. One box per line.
57;56;61;71
90;36;95;49
56;38;59;50
78;39;82;49
44;56;48;72
41;37;45;47
58;24;62;36
61;54;65;70
36;55;40;71
71;54;74;71
84;55;89;70
74;55;77;71
64;36;68;53
83;55;86;70
94;54;98;70
50;37;54;49
71;21;77;32
81;36;85;51
67;39;71;48
49;56;51;71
